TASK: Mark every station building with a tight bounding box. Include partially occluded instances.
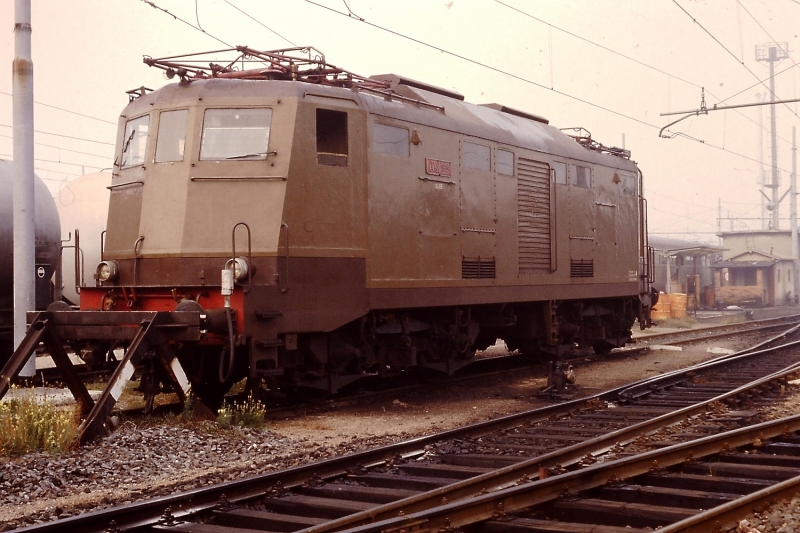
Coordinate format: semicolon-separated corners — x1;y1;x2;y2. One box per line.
649;236;725;310
712;230;799;307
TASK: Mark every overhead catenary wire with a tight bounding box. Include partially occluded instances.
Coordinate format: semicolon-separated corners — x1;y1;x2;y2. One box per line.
0;133;111;159
0;153;106;169
139;0;232;47
0;123;114;146
222;1;296;46
672;0;799;119
737;0;788;49
494;1;797;149
0;91;116;125
301;0;795;177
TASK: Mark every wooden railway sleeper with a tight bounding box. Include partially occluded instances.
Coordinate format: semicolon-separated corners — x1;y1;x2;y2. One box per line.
327;414;800;533
293;360;800;533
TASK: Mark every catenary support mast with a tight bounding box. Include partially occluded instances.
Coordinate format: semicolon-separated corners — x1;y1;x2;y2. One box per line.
13;0;35;377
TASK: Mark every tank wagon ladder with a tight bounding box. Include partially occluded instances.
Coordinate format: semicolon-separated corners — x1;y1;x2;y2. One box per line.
0;309;201;444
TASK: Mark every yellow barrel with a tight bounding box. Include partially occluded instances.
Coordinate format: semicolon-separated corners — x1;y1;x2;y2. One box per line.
670;293;687;318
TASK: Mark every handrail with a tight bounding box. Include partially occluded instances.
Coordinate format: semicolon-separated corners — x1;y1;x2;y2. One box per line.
133;236;144;286
280;222;289;293
231;222;253;293
106;180;144;190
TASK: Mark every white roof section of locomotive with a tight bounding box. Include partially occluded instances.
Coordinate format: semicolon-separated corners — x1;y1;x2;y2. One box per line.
121;78;637;172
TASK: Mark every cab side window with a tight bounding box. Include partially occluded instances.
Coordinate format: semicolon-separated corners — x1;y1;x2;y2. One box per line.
317;109;348;166
373;123;409;156
155;109;188;163
463;141;490;171
552;161;567;185
571;164;591;188
497;149;514;176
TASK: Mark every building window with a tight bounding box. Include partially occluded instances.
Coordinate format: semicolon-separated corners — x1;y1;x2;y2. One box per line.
373;123;409;156
463;141;490;171
317;109;348;166
497;149;514;175
778;269;781;282
744;269;758;286
155;109;188;163
120;114;150;169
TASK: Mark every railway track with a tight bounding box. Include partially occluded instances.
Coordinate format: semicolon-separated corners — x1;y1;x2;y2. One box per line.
153;312;800;416
633;312;800;346
26;313;800;422
12;318;800;532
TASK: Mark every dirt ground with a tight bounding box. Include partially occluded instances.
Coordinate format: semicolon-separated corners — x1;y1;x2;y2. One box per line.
265;319;765;448
3;309;799;530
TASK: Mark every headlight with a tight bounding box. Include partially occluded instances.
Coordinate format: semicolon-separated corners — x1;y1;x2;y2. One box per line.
224;257;249;283
96;260;119;282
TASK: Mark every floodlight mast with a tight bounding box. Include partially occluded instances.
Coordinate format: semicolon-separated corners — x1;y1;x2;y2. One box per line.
660;42;795;231
757;43;789;229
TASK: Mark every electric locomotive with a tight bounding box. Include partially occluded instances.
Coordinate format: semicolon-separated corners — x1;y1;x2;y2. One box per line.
7;47;654;417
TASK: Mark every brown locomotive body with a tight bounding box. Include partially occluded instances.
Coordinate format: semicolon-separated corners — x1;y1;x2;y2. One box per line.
6;48;653;419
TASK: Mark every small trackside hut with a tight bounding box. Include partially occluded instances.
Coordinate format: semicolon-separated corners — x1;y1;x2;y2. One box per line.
0;47;654;444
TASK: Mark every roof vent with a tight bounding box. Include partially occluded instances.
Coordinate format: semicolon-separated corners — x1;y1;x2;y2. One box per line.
480;103;548;125
370;74;465;101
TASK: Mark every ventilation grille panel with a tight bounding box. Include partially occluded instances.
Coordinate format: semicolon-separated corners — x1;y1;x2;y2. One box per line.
462;258;496;279
570;259;594;278
518;158;552;273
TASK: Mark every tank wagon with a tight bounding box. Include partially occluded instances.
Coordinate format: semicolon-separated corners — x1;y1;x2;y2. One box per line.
5;47;654;422
0;160;61;365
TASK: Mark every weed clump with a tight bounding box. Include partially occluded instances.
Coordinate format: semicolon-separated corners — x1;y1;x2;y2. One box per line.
216;392;265;428
0;388;80;455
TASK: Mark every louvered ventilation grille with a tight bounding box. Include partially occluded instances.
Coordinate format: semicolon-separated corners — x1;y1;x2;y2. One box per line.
570;259;594;278
518;158;551;273
462;258;496;279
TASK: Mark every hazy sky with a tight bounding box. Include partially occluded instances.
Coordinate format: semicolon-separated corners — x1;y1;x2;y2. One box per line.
1;0;799;243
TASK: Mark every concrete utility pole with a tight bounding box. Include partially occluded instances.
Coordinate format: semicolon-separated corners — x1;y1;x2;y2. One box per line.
757;93;766;229
793;127;799;304
13;0;35;377
756;42;789;230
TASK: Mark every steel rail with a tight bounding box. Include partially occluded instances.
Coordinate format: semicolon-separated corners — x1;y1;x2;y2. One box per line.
658;473;800;533
619;327;800;401
333;413;800;533
296;355;800;533
635;312;800;346
13;320;800;533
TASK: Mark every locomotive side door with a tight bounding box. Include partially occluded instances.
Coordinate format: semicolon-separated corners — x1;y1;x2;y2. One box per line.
459;138;497;279
368;121;460;282
567;163;596;280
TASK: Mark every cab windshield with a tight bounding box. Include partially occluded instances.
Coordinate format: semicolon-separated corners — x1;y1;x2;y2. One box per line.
200;108;272;160
120;115;150;168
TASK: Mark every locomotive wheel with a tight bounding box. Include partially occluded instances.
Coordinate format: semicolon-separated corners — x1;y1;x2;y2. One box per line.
592;342;613;356
504;338;540;357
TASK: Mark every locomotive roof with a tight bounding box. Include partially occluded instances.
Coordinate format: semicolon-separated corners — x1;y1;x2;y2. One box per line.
125;77;637;172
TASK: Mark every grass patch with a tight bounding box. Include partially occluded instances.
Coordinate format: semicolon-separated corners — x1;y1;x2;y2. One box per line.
0;388;80;455
655;317;697;329
217;392;266;428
